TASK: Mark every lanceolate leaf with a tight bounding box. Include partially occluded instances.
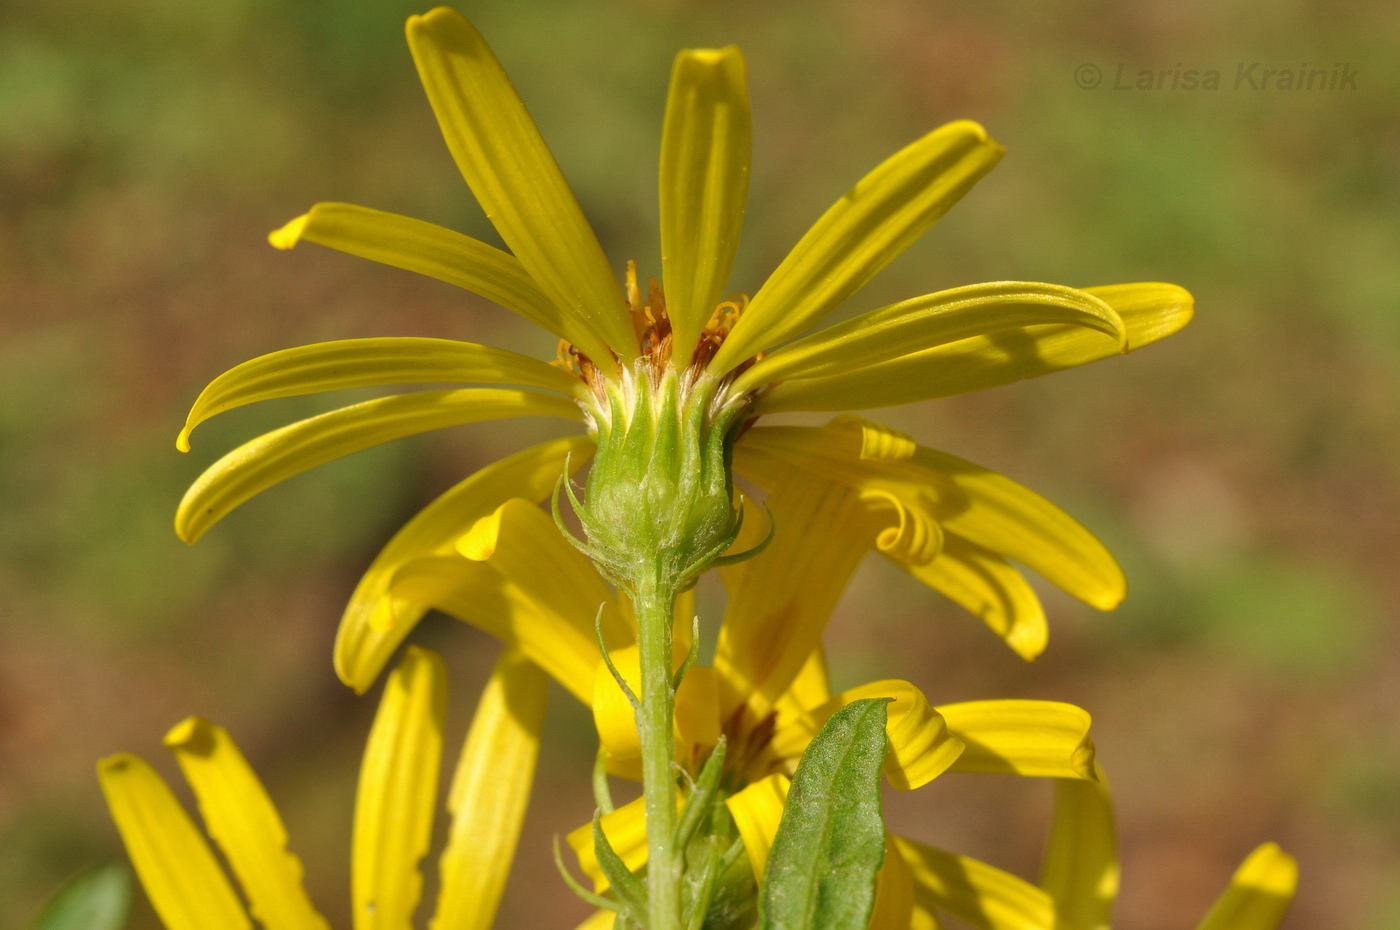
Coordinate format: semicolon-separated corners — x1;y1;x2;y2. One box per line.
30;865;132;930
758;698;891;930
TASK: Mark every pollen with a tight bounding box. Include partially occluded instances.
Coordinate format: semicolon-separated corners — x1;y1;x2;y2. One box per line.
552;261;759;396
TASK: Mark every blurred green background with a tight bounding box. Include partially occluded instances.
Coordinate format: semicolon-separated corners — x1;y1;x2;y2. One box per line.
2;0;1397;927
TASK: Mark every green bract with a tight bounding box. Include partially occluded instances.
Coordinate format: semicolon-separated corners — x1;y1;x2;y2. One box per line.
567;364;749;592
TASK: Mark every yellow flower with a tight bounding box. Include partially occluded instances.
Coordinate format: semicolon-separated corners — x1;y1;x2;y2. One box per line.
173;4;1191;609
98;646;546;930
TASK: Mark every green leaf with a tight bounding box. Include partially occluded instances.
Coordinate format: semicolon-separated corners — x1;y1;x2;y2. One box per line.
29;865;131;930
758;697;891;930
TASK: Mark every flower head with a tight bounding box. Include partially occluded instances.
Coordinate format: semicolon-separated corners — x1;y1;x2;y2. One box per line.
172;6;1190;598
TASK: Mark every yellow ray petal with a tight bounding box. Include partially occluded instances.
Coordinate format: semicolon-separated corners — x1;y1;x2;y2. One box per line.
773;645;832;722
937;700;1096;780
96;753;251;930
566;795;666;893
899;532;1047;661
769;680;964;791
735;418;1125;611
371;496;631;703
335;436;593;693
592;647;721;779
659;46;751;362
575;912;617;930
353;646;447;930
406;8;634;369
176;387;581;544
456;497;632;649
163;718;327;930
723;773;790;882
431;647;548;930
710;120;1003;374
895;835;1054;930
731;282;1125;396
177;336;583;452
1041;764;1118;930
756;282;1193;413
910;444;1124;609
869;834;916;930
910;904;942;930
713;473;885;721
266;203;568;340
387;555;599;707
1195;843;1298;930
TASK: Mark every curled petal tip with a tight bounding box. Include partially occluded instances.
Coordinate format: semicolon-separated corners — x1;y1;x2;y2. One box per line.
175;427;192;453
97;753;136;776
268;213;309;250
406;6;464;37
162;715;213;750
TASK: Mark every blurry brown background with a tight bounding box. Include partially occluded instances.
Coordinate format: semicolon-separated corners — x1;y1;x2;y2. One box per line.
2;0;1398;927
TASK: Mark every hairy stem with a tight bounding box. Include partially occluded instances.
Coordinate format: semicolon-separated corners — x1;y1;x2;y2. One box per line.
635;571;680;930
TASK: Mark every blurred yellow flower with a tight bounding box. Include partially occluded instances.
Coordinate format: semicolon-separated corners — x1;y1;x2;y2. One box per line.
98;646;546;930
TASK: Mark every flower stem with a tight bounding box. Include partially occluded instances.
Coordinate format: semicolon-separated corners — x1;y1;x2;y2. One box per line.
634;570;681;930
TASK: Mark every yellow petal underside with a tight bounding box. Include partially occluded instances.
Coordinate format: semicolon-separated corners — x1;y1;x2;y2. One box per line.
566;794;677;894
164;717;327;930
659;46;750;363
333;435;592;692
406;8;635;369
456;498;632;653
266;203;570;341
593;649;720;779
387;558;602;707
374;497;631;703
769;679;965;791
176;387;581;543
97;753;251;930
869;834;916;930
773;645;832;722
177;336;583;452
731;281;1126;395
895;835;1054;930
757;282;1193;413
710;120;1003;374
909;444;1124;609
735;419;1125;611
901;532;1048;661
723;773;790;882
1195;843;1298;930
938;700;1097;780
431;647;548;930
713;473;885;721
574;912;617;930
353;647;447;930
1041;764;1118;930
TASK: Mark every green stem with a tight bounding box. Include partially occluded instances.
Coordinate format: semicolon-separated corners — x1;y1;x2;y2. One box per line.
635;571;681;930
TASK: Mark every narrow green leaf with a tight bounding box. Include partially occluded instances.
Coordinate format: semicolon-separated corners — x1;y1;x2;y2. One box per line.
758;697;890;930
29;865;131;930
593;810;651;926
